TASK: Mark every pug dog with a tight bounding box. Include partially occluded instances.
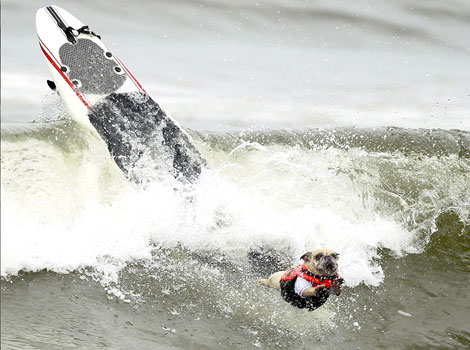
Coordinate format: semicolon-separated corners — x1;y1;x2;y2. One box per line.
259;249;344;310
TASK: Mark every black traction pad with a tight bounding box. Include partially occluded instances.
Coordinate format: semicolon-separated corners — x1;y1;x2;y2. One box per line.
59;38;126;95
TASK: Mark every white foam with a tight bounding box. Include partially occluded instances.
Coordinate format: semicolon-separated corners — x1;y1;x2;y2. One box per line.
1;139;417;288
398;310;412;317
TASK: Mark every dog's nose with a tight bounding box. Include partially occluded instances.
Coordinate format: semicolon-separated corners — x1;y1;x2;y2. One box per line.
325;257;336;269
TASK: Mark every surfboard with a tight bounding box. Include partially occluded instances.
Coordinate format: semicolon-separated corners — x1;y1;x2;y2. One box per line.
36;5;205;183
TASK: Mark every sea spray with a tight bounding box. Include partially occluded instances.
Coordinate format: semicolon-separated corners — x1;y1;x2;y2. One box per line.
4;125;466;285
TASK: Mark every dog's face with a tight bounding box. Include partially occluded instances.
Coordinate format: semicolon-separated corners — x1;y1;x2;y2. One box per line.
301;249;339;276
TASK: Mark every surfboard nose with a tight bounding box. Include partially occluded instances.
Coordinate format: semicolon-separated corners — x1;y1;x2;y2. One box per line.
36;6;50;29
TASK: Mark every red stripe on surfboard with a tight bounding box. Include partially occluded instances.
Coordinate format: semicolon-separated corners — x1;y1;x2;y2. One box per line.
115;56;147;93
38;37;61;67
38;40;91;109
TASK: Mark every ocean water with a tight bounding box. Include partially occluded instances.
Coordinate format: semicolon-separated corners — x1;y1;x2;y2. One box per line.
1;0;469;349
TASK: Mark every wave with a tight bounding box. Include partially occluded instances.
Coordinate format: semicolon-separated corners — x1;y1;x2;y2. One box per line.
2;122;468;288
2;1;469;346
1;121;67;136
194;127;470;158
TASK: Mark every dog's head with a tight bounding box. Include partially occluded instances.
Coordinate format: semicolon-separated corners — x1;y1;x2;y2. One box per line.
301;249;339;276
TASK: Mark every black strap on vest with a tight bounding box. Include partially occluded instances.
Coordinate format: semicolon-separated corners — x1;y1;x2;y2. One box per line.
300;268;337;282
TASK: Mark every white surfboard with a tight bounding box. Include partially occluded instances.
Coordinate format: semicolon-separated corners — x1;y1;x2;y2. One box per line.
36;5;205;183
36;5;143;124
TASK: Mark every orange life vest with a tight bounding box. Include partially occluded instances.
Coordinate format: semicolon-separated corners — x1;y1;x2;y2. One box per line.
279;263;341;311
281;263;339;288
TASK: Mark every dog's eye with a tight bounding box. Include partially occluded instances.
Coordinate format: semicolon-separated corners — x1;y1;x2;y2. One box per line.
315;253;324;260
332;253;339;259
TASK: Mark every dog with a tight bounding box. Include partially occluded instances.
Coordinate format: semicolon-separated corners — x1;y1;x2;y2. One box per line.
259;249;344;310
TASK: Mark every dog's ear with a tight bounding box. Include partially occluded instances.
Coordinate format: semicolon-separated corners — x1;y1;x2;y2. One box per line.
300;252;312;261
